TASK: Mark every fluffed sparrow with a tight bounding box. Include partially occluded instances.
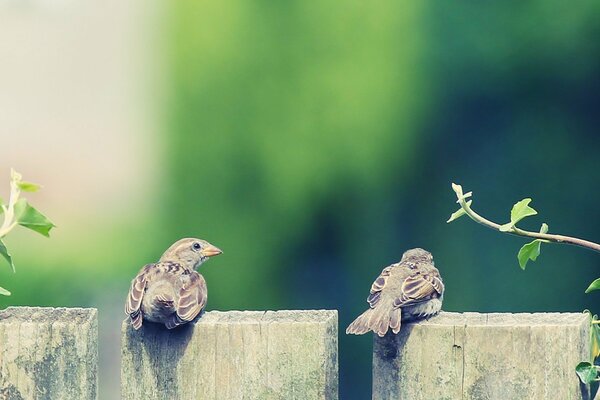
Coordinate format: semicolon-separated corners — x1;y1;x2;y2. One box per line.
346;248;444;337
125;238;222;329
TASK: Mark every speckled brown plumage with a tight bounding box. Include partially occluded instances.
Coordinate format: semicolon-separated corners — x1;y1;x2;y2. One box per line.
346;248;444;337
125;238;222;329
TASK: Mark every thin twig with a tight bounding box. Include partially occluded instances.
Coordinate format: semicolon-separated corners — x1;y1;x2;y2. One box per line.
452;184;600;253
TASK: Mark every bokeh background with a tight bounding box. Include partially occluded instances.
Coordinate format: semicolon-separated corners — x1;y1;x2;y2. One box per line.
1;1;599;398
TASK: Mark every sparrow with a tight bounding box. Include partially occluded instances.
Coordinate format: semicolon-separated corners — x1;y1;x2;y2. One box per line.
346;248;444;337
125;238;222;330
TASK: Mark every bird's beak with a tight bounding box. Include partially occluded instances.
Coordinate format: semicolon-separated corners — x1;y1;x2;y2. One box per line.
201;244;223;258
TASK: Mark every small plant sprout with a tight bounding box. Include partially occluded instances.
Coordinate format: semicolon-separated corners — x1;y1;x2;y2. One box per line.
447;183;600;269
447;183;600;395
0;169;55;296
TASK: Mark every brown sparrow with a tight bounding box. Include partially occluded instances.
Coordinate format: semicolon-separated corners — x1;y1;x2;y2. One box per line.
346;248;444;337
125;238;222;329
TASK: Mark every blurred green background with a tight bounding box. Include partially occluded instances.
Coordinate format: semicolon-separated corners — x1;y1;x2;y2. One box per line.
1;1;599;398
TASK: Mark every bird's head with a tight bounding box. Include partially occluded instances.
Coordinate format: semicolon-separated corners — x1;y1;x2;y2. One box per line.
159;238;222;270
401;248;434;264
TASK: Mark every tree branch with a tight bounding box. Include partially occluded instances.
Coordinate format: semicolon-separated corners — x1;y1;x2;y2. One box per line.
450;183;600;254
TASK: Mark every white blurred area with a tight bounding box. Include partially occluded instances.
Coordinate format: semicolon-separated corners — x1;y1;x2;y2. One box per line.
0;0;165;224
0;1;166;398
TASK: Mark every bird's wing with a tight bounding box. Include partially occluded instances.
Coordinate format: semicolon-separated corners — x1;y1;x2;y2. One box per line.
176;272;207;323
125;264;154;328
366;265;394;308
393;273;444;308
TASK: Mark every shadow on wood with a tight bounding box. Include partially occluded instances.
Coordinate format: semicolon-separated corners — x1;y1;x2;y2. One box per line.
121;310;338;400
123;320;195;398
373;311;591;400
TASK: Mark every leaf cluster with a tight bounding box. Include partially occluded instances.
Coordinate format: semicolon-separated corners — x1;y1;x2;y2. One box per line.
0;169;55;295
448;183;599;279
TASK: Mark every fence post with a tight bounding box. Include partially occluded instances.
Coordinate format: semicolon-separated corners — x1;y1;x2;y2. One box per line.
373;311;591;400
121;309;338;400
0;306;98;400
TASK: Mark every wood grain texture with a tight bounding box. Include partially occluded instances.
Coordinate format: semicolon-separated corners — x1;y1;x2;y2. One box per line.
121;310;338;400
0;307;98;400
373;312;592;400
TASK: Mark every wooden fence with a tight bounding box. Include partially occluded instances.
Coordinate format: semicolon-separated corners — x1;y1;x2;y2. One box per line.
0;307;595;399
373;312;592;400
0;307;97;400
122;310;338;399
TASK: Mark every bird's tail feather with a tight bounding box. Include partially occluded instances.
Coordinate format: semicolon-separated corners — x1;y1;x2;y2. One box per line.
346;307;402;337
153;292;175;309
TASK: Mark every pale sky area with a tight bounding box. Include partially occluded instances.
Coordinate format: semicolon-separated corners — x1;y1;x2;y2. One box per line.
0;1;165;397
0;0;164;223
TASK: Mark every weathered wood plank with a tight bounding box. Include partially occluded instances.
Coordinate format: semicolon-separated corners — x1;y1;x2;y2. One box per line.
373;312;591;400
121;310;338;400
0;306;98;400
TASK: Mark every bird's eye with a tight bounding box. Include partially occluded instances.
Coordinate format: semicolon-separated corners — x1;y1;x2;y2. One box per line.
192;242;202;251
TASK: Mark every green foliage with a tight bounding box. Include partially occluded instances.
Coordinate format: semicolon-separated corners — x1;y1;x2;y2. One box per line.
590;313;600;361
0;239;14;273
499;198;538;232
517;223;548;270
517;241;541;270
446;200;472;223
17;181;41;192
14;199;56;237
585;313;600;398
0;169;54;296
576;311;600;399
575;362;598;385
448;183;599;271
510;199;538;223
447;183;473;223
586;278;600;294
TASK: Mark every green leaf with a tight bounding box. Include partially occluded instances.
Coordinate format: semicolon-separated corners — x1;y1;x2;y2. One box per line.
539;223;549;234
447;200;472;223
575;362;598;385
586;278;600;294
0;239;15;272
14;199;55;237
592;318;600;360
0;285;10;296
17;181;41;192
510;198;538;225
517;239;542;270
585;311;600;362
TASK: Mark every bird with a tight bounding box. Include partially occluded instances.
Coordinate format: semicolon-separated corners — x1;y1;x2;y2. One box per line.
346;248;444;337
125;238;222;330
